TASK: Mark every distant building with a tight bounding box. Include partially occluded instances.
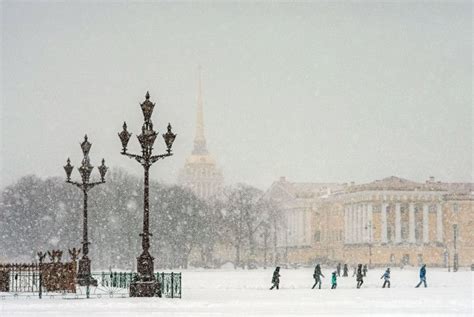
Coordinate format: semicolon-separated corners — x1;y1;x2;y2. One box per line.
264;176;473;268
178;70;224;200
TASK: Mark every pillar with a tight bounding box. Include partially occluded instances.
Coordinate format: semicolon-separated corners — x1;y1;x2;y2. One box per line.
408;202;416;243
344;206;348;244
423;204;429;243
381;202;388;243
367;203;373;243
362;203;367;243
348;204;352;244
348;205;352;244
395;202;401;243
436;203;443;242
357;204;362;243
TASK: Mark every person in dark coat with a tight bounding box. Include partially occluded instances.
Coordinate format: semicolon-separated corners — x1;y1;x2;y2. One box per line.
415;264;427;288
363;264;368;277
331;271;337;289
343;264;349;277
311;264;325;289
356;264;364;288
270;266;280;290
336;263;341;277
381;268;390;288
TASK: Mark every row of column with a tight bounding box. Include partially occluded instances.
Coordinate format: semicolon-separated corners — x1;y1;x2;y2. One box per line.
344;202;443;244
344;203;373;244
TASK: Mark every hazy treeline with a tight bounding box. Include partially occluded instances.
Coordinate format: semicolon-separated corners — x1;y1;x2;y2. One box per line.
0;168;281;270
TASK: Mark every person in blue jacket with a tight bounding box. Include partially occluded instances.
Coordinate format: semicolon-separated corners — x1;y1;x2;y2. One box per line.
331;271;337;289
415;264;427;288
380;268;390;288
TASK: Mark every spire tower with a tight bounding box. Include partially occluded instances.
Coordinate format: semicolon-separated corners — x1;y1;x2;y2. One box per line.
193;66;208;155
178;67;224;201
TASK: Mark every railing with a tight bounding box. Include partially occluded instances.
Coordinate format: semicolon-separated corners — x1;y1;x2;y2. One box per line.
0;270;182;299
0;264;41;293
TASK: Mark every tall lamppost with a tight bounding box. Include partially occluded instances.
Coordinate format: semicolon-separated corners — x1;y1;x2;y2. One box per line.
64;135;107;287
118;91;176;297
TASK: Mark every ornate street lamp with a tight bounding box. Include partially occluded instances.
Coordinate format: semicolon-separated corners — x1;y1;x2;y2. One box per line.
118;91;176;297
64;135;107;287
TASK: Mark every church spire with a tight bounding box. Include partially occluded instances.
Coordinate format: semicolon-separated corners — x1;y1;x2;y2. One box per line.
192;66;208;155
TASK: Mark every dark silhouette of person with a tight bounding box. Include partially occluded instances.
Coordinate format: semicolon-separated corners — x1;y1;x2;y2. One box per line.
270;267;280;290
356;264;364;288
311;264;325;289
343;264;349;277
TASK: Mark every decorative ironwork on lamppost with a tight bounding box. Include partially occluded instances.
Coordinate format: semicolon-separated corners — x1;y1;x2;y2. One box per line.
64;135;107;287
118;91;176;297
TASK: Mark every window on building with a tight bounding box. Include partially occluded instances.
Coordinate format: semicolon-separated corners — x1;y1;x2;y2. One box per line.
417;254;423;265
453;203;459;212
390;254;395;264
401;222;408;241
314;231;321;242
402;254;410;265
387;227;393;242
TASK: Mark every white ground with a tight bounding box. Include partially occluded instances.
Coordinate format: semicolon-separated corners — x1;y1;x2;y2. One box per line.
1;268;472;316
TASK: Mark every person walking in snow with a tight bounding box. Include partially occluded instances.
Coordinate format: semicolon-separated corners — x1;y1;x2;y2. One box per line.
352;265;357;277
312;264;325;289
381;268;391;288
331;271;337;289
415;264;427;288
270;266;281;290
343;264;349;277
356;264;364;288
336;263;341;277
363;264;368;277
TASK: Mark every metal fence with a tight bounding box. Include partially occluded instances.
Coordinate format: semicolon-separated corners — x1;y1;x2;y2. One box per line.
0;271;181;300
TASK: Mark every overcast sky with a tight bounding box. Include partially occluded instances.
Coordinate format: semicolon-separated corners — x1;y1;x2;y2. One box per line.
1;1;472;190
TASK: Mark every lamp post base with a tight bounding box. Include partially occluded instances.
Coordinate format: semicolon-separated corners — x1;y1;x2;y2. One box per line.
129;252;162;297
130;280;161;297
77;257;98;287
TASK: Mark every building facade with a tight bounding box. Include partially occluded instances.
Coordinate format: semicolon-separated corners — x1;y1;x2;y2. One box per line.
178;71;224;200
264;176;473;268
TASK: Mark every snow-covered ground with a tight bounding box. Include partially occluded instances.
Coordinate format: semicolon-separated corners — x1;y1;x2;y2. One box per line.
1;268;472;316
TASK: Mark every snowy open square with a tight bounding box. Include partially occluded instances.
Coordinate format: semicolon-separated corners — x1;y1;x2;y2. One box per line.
1;2;473;317
1;268;473;316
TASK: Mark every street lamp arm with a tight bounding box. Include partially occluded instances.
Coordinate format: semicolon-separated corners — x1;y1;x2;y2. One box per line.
86;180;106;189
66;180;84;189
121;152;147;164
121;152;143;160
150;152;173;164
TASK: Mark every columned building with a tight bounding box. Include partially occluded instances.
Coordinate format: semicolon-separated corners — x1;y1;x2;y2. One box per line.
178;70;224;200
264;176;473;267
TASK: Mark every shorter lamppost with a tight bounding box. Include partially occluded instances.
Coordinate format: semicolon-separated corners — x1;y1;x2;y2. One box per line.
64;135;107;287
37;252;46;299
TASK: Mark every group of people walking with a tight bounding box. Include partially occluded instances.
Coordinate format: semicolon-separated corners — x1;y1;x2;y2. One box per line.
269;264;428;290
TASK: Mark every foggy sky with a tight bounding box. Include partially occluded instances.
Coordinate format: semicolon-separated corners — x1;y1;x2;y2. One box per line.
1;1;472;190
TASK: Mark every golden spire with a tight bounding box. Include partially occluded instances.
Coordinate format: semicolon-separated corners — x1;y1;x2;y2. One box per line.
192;66;208;155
